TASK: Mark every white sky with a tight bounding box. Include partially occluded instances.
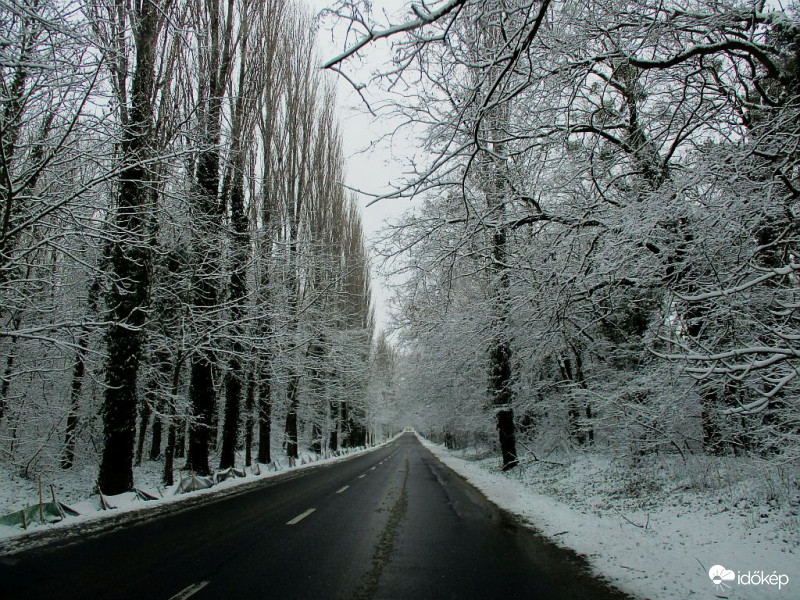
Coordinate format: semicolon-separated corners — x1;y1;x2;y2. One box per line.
305;0;418;332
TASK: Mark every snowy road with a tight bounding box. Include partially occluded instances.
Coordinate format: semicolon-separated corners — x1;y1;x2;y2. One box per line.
0;433;630;599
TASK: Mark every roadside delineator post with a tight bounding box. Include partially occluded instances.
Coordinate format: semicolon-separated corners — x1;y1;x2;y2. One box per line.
38;476;45;524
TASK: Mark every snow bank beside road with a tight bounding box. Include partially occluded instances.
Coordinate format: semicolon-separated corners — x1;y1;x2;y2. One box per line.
0;438;397;555
421;436;798;600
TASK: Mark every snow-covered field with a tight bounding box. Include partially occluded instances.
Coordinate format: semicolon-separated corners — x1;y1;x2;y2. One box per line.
0;442;392;554
420;435;799;600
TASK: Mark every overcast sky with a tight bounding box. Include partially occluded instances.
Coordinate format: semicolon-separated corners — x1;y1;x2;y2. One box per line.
306;0;419;333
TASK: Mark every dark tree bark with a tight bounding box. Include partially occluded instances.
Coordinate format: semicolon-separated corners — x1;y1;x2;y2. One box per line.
329;401;340;452
187;356;214;475
573;350;594;445
0;317;20;425
149;406;163;461
310;422;322;454
340;401;350;447
61;334;88;469
257;370;272;464
480;16;518;472
175;417;186;459
162;353;184;486
219;354;243;469
98;0;161;495
285;372;300;459
308;340;325;455
347;418;367;448
283;234;301;460
163;419;177;487
254;214;274;466
61;273;100;470
219;30;251;470
558;350;592;447
244;371;255;466
186;0;235;476
486;159;518;470
134;399;151;466
490;336;518;470
255;233;274;465
141;348;172;461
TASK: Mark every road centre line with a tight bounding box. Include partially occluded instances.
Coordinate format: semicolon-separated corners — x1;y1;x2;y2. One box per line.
168;581;209;600
286;508;316;525
358;474;366;479
336;485;349;494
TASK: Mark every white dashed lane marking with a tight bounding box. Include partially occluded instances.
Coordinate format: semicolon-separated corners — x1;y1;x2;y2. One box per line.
169;581;209;600
336;485;349;494
358;474;366;479
286;508;316;525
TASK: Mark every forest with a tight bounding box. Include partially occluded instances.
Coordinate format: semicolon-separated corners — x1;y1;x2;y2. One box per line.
2;0;799;506
0;0;396;497
1;2;797;597
324;0;800;472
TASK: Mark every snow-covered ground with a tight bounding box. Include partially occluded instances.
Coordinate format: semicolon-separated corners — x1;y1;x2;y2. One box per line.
420;434;799;600
0;441;394;554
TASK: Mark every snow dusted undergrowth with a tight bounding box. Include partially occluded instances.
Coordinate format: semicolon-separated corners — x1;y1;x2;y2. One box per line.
0;440;393;554
420;434;799;600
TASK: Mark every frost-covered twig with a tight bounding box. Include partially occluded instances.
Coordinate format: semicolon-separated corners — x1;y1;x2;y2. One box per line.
612;507;649;531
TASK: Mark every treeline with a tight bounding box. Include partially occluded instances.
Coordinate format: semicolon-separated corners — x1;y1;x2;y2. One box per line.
0;0;391;495
329;0;800;466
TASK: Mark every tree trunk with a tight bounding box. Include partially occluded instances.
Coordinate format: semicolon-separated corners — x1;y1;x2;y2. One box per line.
0;310;25;425
186;0;235;476
162;353;184;485
490;336;518;470
61;334;88;469
218;37;251;469
285;371;300;459
559;351;592;447
98;1;160;495
187;356;214;475
144;348;172;461
219;365;242;469
164;420;177;487
328;400;340;452
0;342;16;426
572;349;593;445
175;417;186;459
481;15;518;472
134;399;151;466
310;421;322;454
244;371;255;466
257;373;272;464
149;403;163;460
255;258;273;465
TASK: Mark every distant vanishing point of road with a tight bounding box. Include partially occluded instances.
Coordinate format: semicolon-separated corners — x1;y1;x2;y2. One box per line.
0;433;631;599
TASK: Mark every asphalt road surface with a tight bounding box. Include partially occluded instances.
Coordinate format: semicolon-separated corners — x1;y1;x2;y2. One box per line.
0;433;631;599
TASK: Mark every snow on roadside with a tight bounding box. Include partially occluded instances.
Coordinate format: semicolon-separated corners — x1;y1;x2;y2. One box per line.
0;438;397;554
420;435;798;600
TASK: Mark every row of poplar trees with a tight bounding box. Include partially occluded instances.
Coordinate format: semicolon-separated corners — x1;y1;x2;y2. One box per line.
0;0;378;495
